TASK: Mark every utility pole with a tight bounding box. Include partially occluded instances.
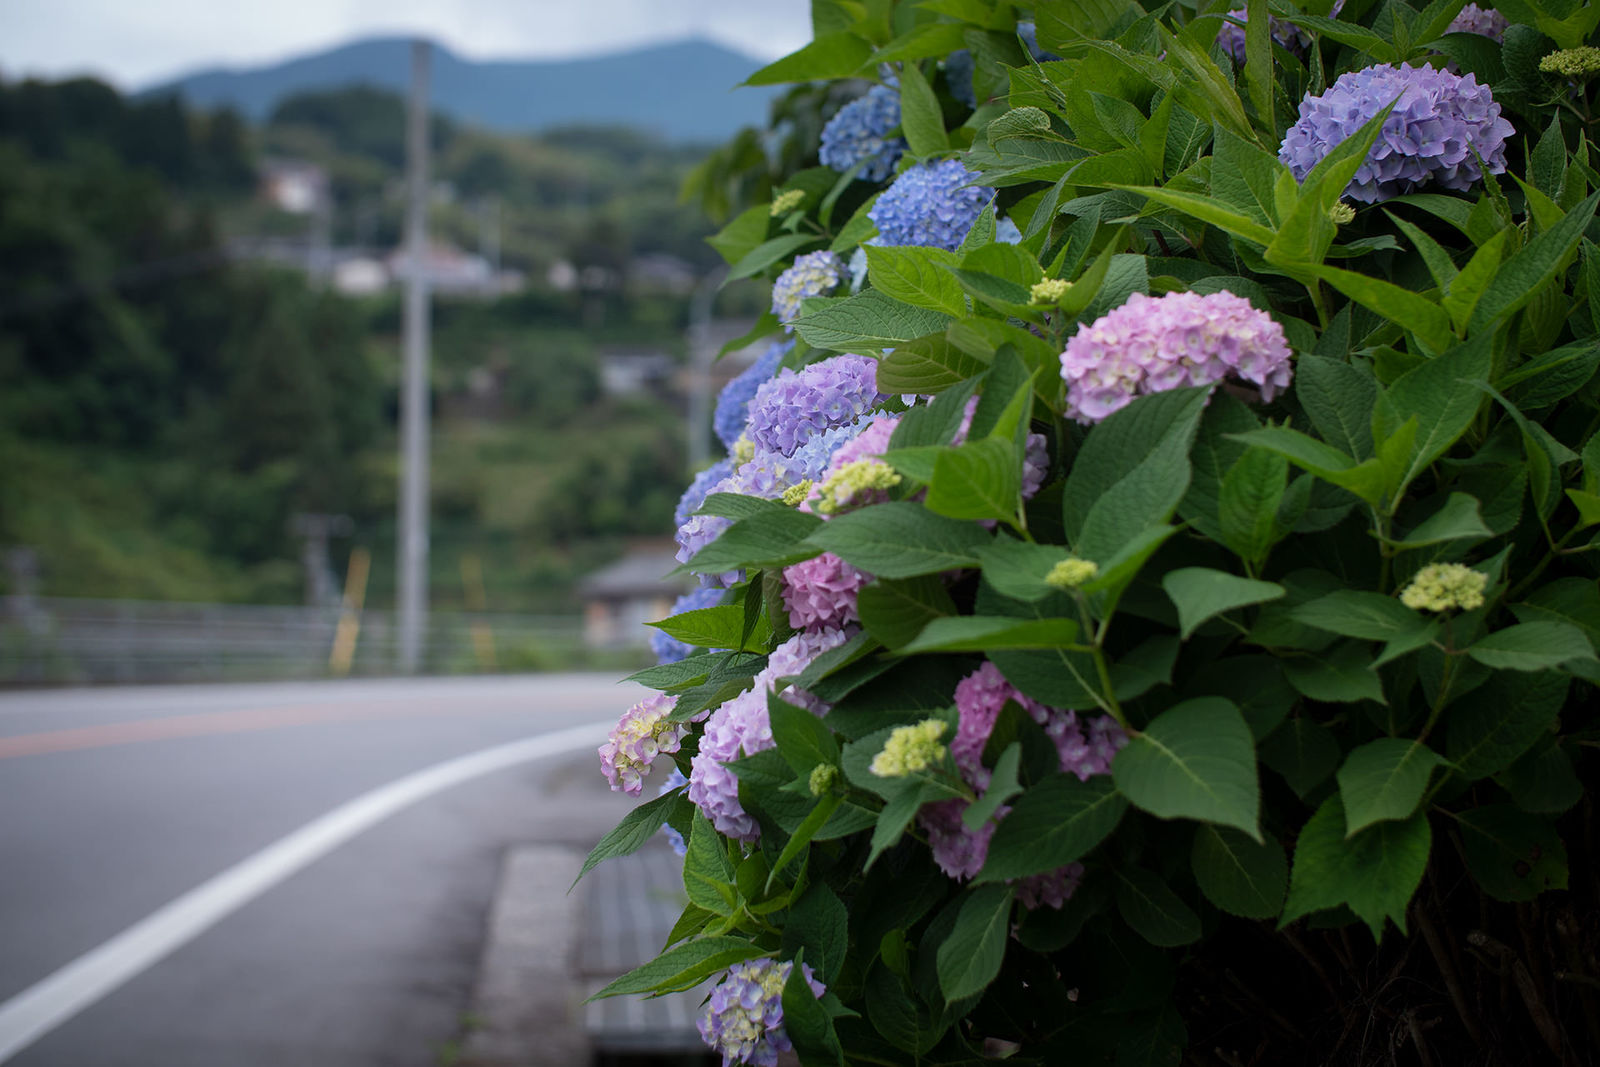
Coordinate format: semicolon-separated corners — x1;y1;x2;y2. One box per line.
398;39;431;673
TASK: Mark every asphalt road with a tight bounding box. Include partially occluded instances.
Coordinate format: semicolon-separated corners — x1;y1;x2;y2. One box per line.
0;674;646;1066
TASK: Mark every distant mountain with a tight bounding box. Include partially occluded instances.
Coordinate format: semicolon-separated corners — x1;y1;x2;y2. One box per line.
145;37;780;143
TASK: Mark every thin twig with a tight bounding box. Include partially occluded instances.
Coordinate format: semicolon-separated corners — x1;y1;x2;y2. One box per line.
1416;907;1483;1043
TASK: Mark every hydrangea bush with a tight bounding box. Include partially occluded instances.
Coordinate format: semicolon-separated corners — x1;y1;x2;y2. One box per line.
584;2;1600;1062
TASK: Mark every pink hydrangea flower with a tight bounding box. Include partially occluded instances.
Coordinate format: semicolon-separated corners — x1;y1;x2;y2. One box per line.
599;692;688;796
781;552;870;631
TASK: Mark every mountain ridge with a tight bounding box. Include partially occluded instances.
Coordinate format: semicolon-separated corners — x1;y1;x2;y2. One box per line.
146;36;780;143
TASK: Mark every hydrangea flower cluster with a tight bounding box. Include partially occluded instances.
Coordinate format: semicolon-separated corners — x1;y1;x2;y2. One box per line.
599;692;689;796
771;251;845;327
698;958;825;1067
818;85;906;182
1059;290;1294;423
1447;3;1508;40
1215;8;1313;65
714;340;790;448
689;628;852;839
1400;562;1487;612
1015;864;1085;910
747;354;884;457
676;458;735;526
919;799;998;880
1279;63;1514;203
868;159;994;252
870;719;948;777
657;767;688;856
650;586;726;664
781;552;871;632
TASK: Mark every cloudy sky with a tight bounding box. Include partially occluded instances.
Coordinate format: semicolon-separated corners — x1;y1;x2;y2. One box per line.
1;0;813;88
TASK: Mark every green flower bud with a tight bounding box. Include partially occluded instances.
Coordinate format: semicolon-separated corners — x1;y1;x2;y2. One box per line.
1540;47;1600;77
770;189;806;216
1399;563;1487;613
808;763;839;797
869;719;947;778
1030;278;1073;305
1046;557;1099;590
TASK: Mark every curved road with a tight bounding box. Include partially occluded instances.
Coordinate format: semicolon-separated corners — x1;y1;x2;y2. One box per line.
0;675;645;1066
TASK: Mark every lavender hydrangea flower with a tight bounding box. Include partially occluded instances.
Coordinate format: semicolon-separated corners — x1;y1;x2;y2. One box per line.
1216;8;1313;64
676;458;735;527
698;958;825;1067
1447;3;1508;40
772;251;845;327
714;340;790;448
782;552;870;631
919;799;998;880
650;586;726;664
675;512;738;588
951;661;1125;790
599;692;688;796
1015;864;1085;910
688;628;853;838
1059;290;1293;423
747;354;884;457
819;85;907;183
868;159;994;252
1279;63;1514;203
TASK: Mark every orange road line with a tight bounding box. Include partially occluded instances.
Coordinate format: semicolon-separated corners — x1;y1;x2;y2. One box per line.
0;700;511;761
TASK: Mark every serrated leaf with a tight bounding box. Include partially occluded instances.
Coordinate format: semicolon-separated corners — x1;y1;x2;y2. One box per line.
1386;492;1492;548
806;501;990;577
1259;717;1341;800
936;884;1014;1002
1336;739;1444;836
588;937;768;999
1283;642;1386;704
1113;697;1261;840
1115;867;1202;947
1162;568;1286;639
574;789;688;886
1191;825;1288;919
977;774;1128;882
793;290;953;352
865;246;965;316
899;615;1080;654
1467;622;1597;671
1458;806;1568;902
857;575;957;649
1290;590;1430;641
1281;796;1430;941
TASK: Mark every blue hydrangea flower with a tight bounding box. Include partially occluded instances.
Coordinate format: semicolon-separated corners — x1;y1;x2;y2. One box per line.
1017;20;1059;62
714;340;790;448
656;767;688;856
1216;8;1314;64
868;159;994;251
771;251;845;327
675;458;735;527
747;354;884;457
697;958;826;1067
649;585;726;664
819;85;906;182
945;50;977;108
1279;64;1514;203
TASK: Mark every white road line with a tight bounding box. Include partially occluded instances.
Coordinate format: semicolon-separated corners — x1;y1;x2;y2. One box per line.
0;720;608;1063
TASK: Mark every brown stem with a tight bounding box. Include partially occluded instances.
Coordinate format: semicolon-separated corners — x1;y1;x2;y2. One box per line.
1416;903;1484;1043
1279;926;1341;1002
1469;930;1573;1065
1405;1010;1437;1067
1223;968;1305;1041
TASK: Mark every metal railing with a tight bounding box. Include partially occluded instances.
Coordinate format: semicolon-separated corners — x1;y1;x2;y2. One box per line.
0;596;611;685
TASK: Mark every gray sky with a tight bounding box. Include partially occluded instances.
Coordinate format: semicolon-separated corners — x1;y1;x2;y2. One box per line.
0;0;813;88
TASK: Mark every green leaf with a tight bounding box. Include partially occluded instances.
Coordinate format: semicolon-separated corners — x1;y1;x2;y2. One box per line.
1386;492;1492;549
1336;739;1445;836
1229;426;1384;505
767;794;842;891
977;538;1076;603
1117;185;1276;245
1375;332;1494;494
574;789;687;886
782;950;846;1063
1297;355;1379;461
650;605;765;653
936;884;1014;1001
793;290;953;352
769;692;841;777
857;575;957;650
977;774;1128;882
1289;590;1430;641
588;937;768;999
782;884;850;985
1498;738;1582;814
1300;262;1453;352
696;493;789;521
1259;718;1341;800
1218;447;1289;565
1441;227;1509;332
1457;806;1569;902
1469;189;1600;333
899;615;1080;654
1162;568;1286;639
1113;697;1262;840
875;335;986;395
1281;796;1431;941
806;501;990;578
1283;642;1386;704
745;31;874;84
1115;867;1202;947
1467;622;1597;671
865;246;965;316
897;61;949;156
1244;0;1274;137
1191;825;1288;919
684;812;737;915
962;744;1022;830
687;509;824;573
926;436;1023;521
1447;671;1569;779
1063;387;1209;561
728;233;822;283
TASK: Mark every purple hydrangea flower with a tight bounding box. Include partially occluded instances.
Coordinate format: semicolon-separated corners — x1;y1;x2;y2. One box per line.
714;340;791;448
952;661;1126;790
1447;3;1508;40
676;458;735;527
1059;290;1293;423
1015;863;1085;910
675;512;739;589
650;586;727;664
698;958;825;1067
747;354;884;457
782;552;871;631
919;798;999;880
1216;8;1313;64
1022;433;1049;498
772;251;845;327
599;692;688;796
819;85;907;183
688;628;853;838
1279;63;1514;203
868;159;995;252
